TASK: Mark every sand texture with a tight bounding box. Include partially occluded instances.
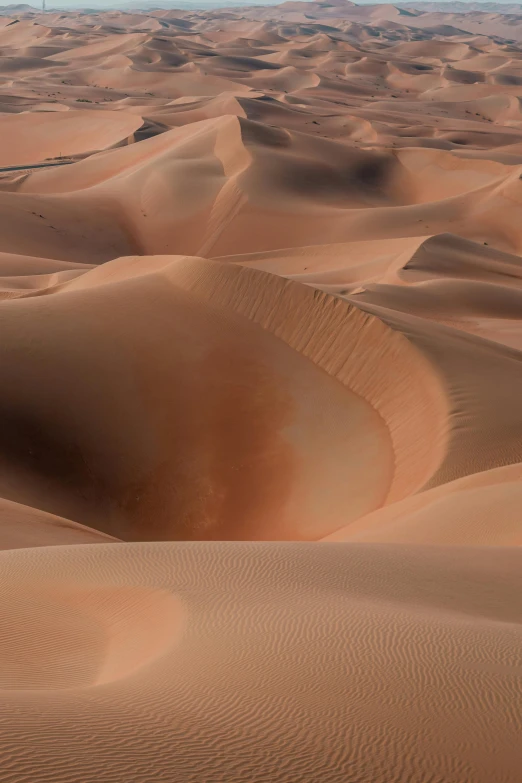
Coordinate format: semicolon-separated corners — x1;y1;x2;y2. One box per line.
0;1;521;781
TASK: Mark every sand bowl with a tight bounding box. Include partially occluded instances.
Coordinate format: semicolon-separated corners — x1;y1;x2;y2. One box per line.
0;580;184;690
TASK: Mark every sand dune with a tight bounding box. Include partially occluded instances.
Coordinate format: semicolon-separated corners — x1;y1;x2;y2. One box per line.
0;1;522;781
0;253;448;539
0;497;117;549
1;542;521;783
324;461;522;544
0;110;143;166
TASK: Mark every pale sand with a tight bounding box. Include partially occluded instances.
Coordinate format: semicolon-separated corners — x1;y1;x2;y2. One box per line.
0;1;521;780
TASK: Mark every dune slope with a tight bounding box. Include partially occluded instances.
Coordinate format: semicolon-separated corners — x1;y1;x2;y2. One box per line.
1;541;522;783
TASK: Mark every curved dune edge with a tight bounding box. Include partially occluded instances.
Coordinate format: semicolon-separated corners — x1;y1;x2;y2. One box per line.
161;255;450;504
350;273;522;491
0;541;521;782
323;461;522;545
52;252;450;506
0;496;119;550
0;250;391;540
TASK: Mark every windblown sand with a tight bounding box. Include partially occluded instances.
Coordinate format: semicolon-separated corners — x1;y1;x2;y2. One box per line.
0;1;521;781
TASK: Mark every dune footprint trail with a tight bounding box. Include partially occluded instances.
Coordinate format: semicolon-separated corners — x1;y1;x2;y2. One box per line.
0;1;521;781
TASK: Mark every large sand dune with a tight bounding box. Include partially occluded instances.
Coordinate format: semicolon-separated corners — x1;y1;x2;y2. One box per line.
0;1;521;781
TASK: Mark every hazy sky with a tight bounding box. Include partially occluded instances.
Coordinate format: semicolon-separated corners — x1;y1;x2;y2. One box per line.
43;0;285;7
40;0;513;9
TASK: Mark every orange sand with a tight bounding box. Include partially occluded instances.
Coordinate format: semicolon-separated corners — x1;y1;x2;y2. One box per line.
0;2;521;781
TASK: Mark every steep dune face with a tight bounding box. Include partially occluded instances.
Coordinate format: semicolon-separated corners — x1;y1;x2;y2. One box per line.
0;255;446;540
1;2;522;781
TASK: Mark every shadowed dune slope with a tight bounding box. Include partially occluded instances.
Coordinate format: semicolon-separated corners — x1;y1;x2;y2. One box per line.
0;254;446;540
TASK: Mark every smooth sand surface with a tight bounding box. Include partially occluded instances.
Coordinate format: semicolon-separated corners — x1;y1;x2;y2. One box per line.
0;1;521;780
